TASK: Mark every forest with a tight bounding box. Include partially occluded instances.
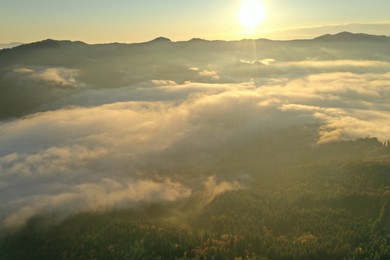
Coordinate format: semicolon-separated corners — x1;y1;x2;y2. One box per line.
1;138;390;259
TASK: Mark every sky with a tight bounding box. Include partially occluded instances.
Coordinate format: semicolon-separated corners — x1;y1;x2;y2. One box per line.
1;0;390;43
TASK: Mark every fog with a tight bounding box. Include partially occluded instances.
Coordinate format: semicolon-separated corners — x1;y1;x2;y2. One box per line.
0;33;389;229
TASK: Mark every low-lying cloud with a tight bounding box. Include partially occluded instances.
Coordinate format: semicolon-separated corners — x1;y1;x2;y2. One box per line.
3;178;192;228
6;66;83;87
1;41;390;229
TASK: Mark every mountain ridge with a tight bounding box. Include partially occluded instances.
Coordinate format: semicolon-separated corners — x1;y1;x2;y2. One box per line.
1;31;390;120
4;31;389;50
314;31;390;41
0;42;24;50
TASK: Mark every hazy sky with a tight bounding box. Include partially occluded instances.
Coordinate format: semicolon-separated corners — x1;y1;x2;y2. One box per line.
1;0;390;43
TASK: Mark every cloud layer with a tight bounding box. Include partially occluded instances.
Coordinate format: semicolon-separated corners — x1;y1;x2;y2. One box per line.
1;41;390;229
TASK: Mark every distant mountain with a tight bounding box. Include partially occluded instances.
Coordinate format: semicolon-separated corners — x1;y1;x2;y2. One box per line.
188;38;208;42
314;31;390;42
1;31;390;119
5;32;389;51
16;39;62;49
0;42;23;50
147;37;172;43
1;31;389;73
14;39;89;50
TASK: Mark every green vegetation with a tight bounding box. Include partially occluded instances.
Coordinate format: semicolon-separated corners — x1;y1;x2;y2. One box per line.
1;140;390;259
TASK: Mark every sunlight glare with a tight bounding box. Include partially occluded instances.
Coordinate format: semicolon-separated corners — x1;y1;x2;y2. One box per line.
238;0;266;32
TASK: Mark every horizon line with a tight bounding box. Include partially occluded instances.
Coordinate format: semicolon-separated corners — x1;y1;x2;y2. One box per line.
4;30;388;47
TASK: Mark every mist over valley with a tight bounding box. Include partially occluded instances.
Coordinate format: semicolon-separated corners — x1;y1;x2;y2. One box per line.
1;32;390;259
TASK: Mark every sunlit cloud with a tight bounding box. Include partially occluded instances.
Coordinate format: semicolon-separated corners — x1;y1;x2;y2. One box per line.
7;66;84;87
1;67;390;227
4;178;191;228
1;37;390;229
201;176;242;204
189;67;220;80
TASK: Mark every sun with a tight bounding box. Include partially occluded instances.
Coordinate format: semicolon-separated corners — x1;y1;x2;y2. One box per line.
238;0;266;32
